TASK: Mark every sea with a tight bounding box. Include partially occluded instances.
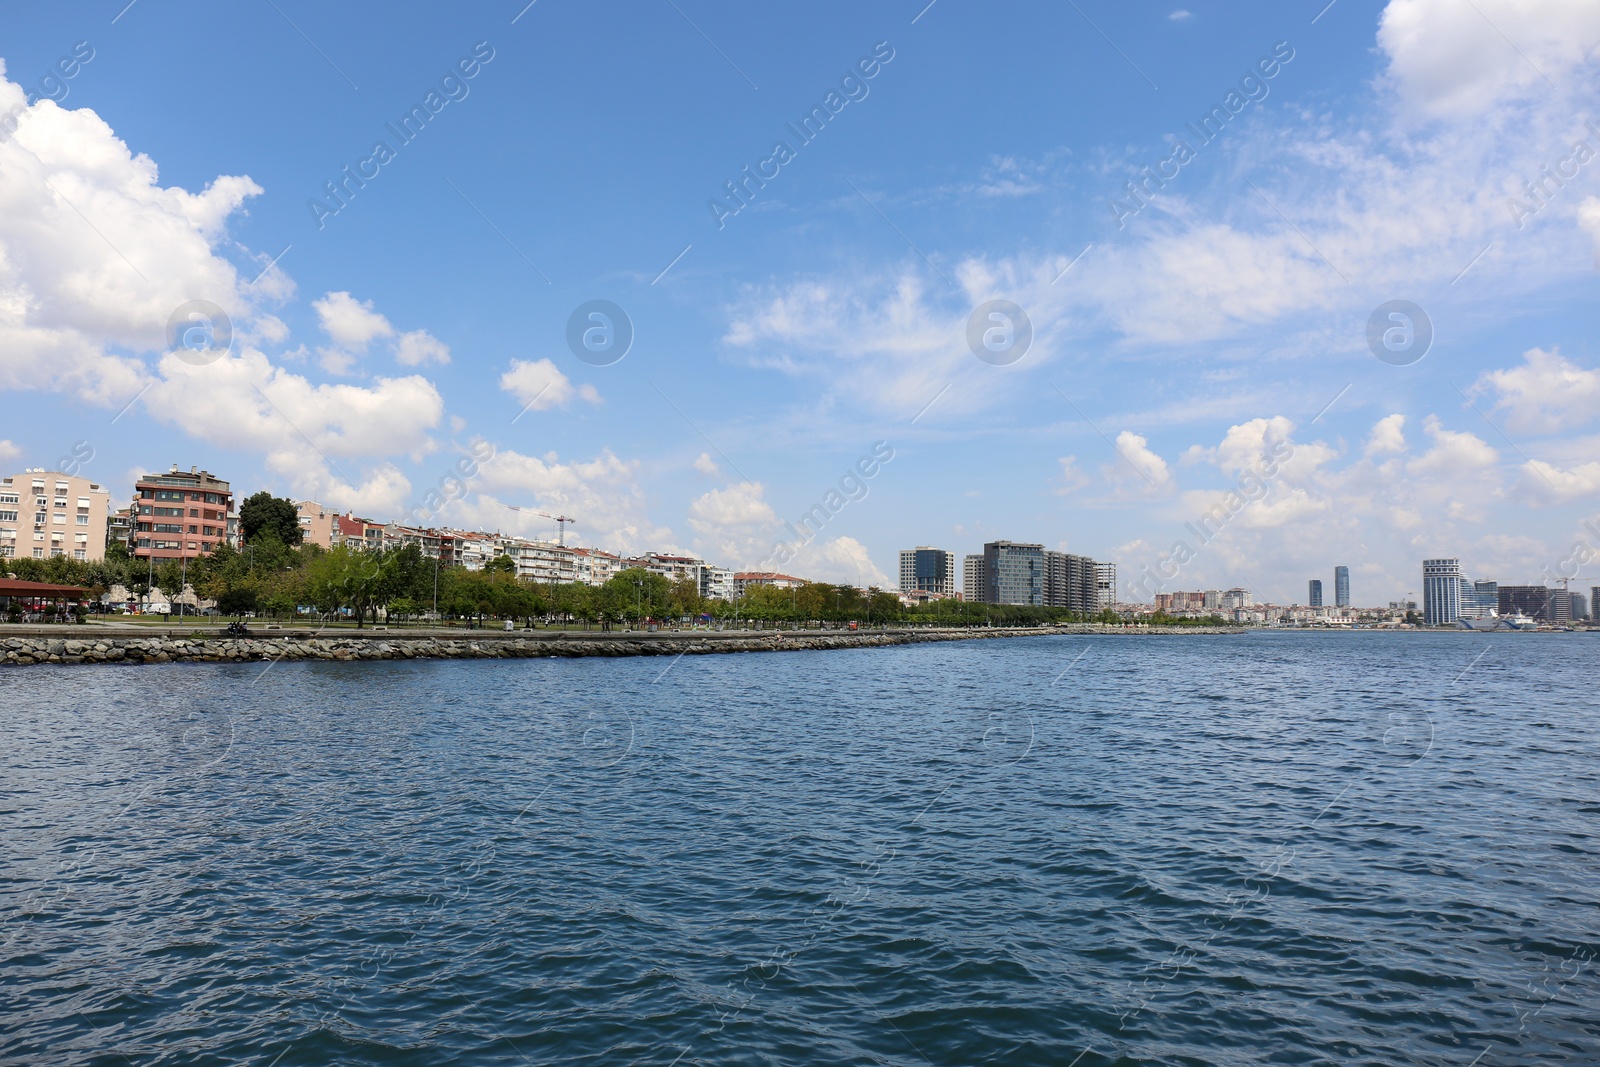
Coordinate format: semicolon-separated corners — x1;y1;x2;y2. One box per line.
2;632;1596;1066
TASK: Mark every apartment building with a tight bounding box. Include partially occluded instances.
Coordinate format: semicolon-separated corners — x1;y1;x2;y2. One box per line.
0;469;111;561
962;554;984;603
733;572;806;596
295;501;338;549
131;466;231;564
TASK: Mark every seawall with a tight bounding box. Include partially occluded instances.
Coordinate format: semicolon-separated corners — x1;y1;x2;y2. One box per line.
0;624;1237;667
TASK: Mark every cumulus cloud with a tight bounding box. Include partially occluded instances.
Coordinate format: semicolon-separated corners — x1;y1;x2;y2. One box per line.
313;291;394;373
393;329;451;367
1106;431;1173;493
1366;414;1407;456
1377;0;1600;117
1474;347;1600;434
687;480;781;565
1513;459;1600;505
693;452;721;476
0;440;20;465
500;358;600;414
0;71;260;406
457;445;672;556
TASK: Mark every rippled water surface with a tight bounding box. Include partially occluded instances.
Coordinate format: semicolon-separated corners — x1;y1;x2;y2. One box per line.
3;632;1597;1065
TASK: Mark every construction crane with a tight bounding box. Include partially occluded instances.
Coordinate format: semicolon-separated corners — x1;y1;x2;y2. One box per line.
502;504;577;546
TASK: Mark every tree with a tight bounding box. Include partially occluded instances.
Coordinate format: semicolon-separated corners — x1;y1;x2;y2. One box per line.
239;492;304;547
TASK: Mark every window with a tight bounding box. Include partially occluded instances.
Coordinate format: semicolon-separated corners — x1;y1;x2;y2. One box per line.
0;511;15;522
153;524;183;533
76;515;88;526
0;493;16;505
32;548;42;558
189;509;199;517
77;498;89;509
74;550;86;560
154;507;183;517
35;497;47;507
52;514;65;525
189;525;198;534
34;512;46;524
50;548;64;557
139;505;153;515
0;546;11;557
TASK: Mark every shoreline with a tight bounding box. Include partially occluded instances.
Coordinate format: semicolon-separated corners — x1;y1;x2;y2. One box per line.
0;624;1240;668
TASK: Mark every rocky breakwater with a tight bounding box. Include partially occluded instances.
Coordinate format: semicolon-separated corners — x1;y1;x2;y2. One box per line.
0;625;1238;668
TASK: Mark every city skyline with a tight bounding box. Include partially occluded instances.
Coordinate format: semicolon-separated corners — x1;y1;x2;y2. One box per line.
2;2;1598;607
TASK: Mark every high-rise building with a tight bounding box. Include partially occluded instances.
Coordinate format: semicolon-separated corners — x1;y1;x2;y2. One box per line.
1561;591;1587;627
962;554;985;603
0;469;111;561
1044;551;1098;612
982;541;1044;606
1592;586;1600;620
1460;579;1498;620
899;547;957;597
1498;585;1551;620
1334;565;1350;608
1423;558;1462;626
131;466;232;565
1096;562;1117;610
1308;579;1323;608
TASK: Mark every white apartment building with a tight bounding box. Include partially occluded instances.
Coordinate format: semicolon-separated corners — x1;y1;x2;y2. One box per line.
571;547;622;586
504;538;578;584
0;469;111;561
700;565;735;601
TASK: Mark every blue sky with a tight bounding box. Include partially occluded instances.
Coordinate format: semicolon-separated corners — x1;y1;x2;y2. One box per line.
2;0;1598;604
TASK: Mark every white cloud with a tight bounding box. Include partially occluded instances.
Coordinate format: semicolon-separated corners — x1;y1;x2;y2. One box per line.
693;452;721;477
1513;459;1600;505
313;291;393;374
1581;197;1600;265
1474;347;1600;434
1366;414;1407;456
313;291;392;349
1055;455;1090;494
0;72;260;407
1408;416;1499;478
1107;431;1173;492
0;439;20;465
462;446;672;556
1377;0;1600;117
499;358;600;413
1169;9;1193;20
786;535;891;587
687;480;781;567
145;347;443;459
393;329;451;367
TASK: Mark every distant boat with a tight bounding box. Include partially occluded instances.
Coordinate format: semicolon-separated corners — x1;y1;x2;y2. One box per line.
1505;614;1539;630
1458;617;1505;631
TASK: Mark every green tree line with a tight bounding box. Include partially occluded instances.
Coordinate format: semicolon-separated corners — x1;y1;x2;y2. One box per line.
4;537;1159;629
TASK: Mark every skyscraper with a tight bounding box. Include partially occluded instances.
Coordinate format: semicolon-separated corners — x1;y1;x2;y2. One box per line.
962;554;985;603
1422;558;1462;626
1334;565;1350;608
1096;562;1117;610
1044;551;1098;612
898;547;956;597
982;541;1044;606
1308;579;1323;607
